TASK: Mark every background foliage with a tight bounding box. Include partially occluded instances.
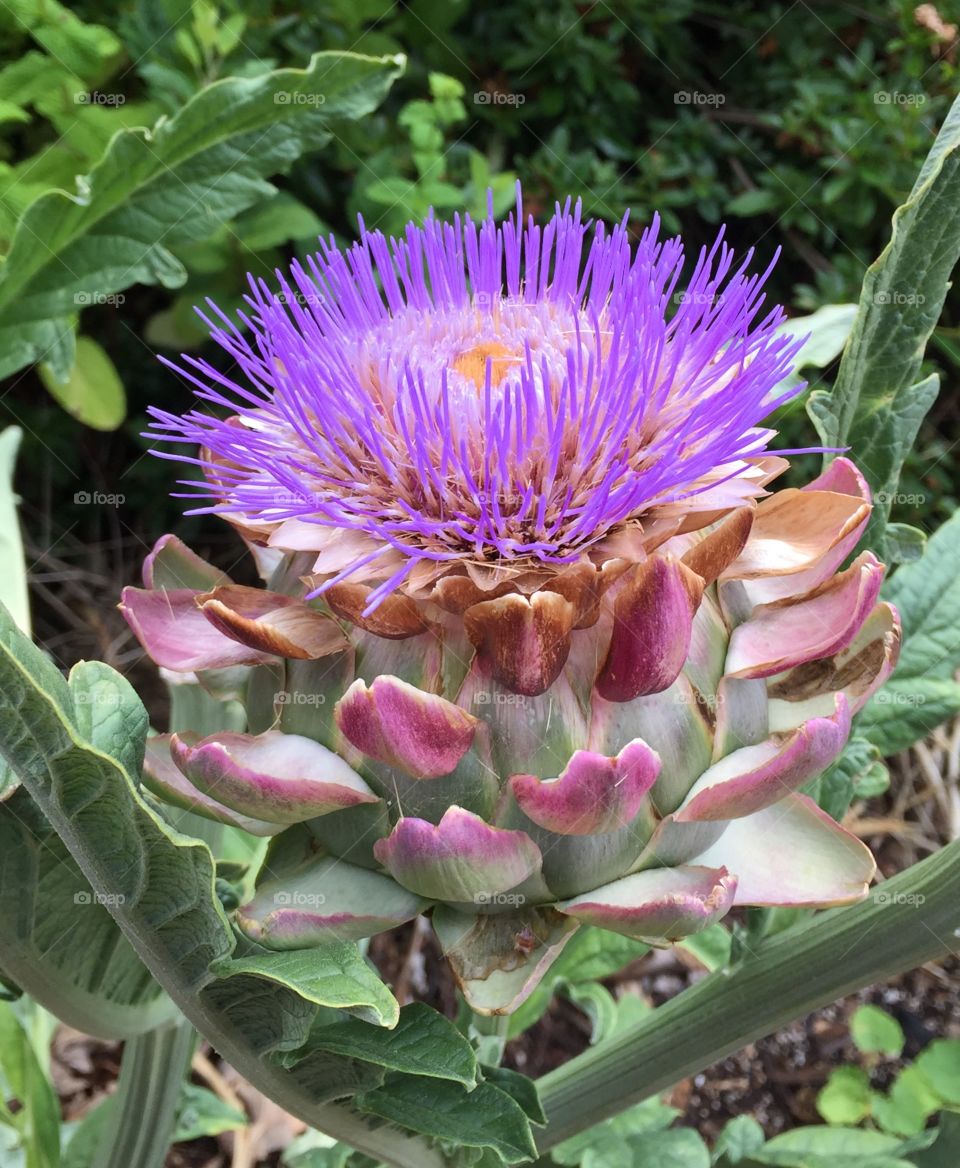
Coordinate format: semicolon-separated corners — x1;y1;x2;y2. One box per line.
1;0;958;550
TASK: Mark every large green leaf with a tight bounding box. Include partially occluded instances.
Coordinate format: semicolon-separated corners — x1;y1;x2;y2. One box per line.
0;50;404;381
806;94;960;556
0;604;531;1168
0;789;176;1039
859;509;960;753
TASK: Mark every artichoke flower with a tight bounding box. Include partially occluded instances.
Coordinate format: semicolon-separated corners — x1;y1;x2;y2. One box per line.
123;193;899;1014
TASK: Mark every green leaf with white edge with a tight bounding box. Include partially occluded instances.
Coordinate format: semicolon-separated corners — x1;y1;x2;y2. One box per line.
0;603;447;1168
915;1039;960;1105
172;1082;247;1143
806;93;960;557
860;509;960;753
37;336;125;431
283;1003;475;1084
817;1066;873;1125
712;1116;765;1166
0;426;27;801
355;1076;538;1164
0;51;404;381
0;428;28;637
850;1005;905;1056
0;1002;60;1168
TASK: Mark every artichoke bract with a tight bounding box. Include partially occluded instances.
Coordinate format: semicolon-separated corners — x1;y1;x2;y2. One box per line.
124;192;899;1014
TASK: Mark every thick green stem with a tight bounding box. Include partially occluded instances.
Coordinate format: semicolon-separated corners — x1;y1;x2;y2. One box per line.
93;1021;196;1168
536;839;960;1151
472;1010;511;1065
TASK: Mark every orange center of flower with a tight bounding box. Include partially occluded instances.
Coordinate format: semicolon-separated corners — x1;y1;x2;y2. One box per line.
451;340;518;389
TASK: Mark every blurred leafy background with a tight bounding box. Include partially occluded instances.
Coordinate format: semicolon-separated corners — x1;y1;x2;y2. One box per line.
0;0;958;662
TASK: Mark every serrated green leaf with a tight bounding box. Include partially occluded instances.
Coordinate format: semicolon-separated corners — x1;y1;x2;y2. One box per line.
38;336;126;431
356;1077;538;1164
0;51;404;381
850;1005;905;1056
805;93;960;557
289;1003;474;1084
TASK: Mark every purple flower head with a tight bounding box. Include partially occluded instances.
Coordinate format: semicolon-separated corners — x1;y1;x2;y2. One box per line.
149;188;809;608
